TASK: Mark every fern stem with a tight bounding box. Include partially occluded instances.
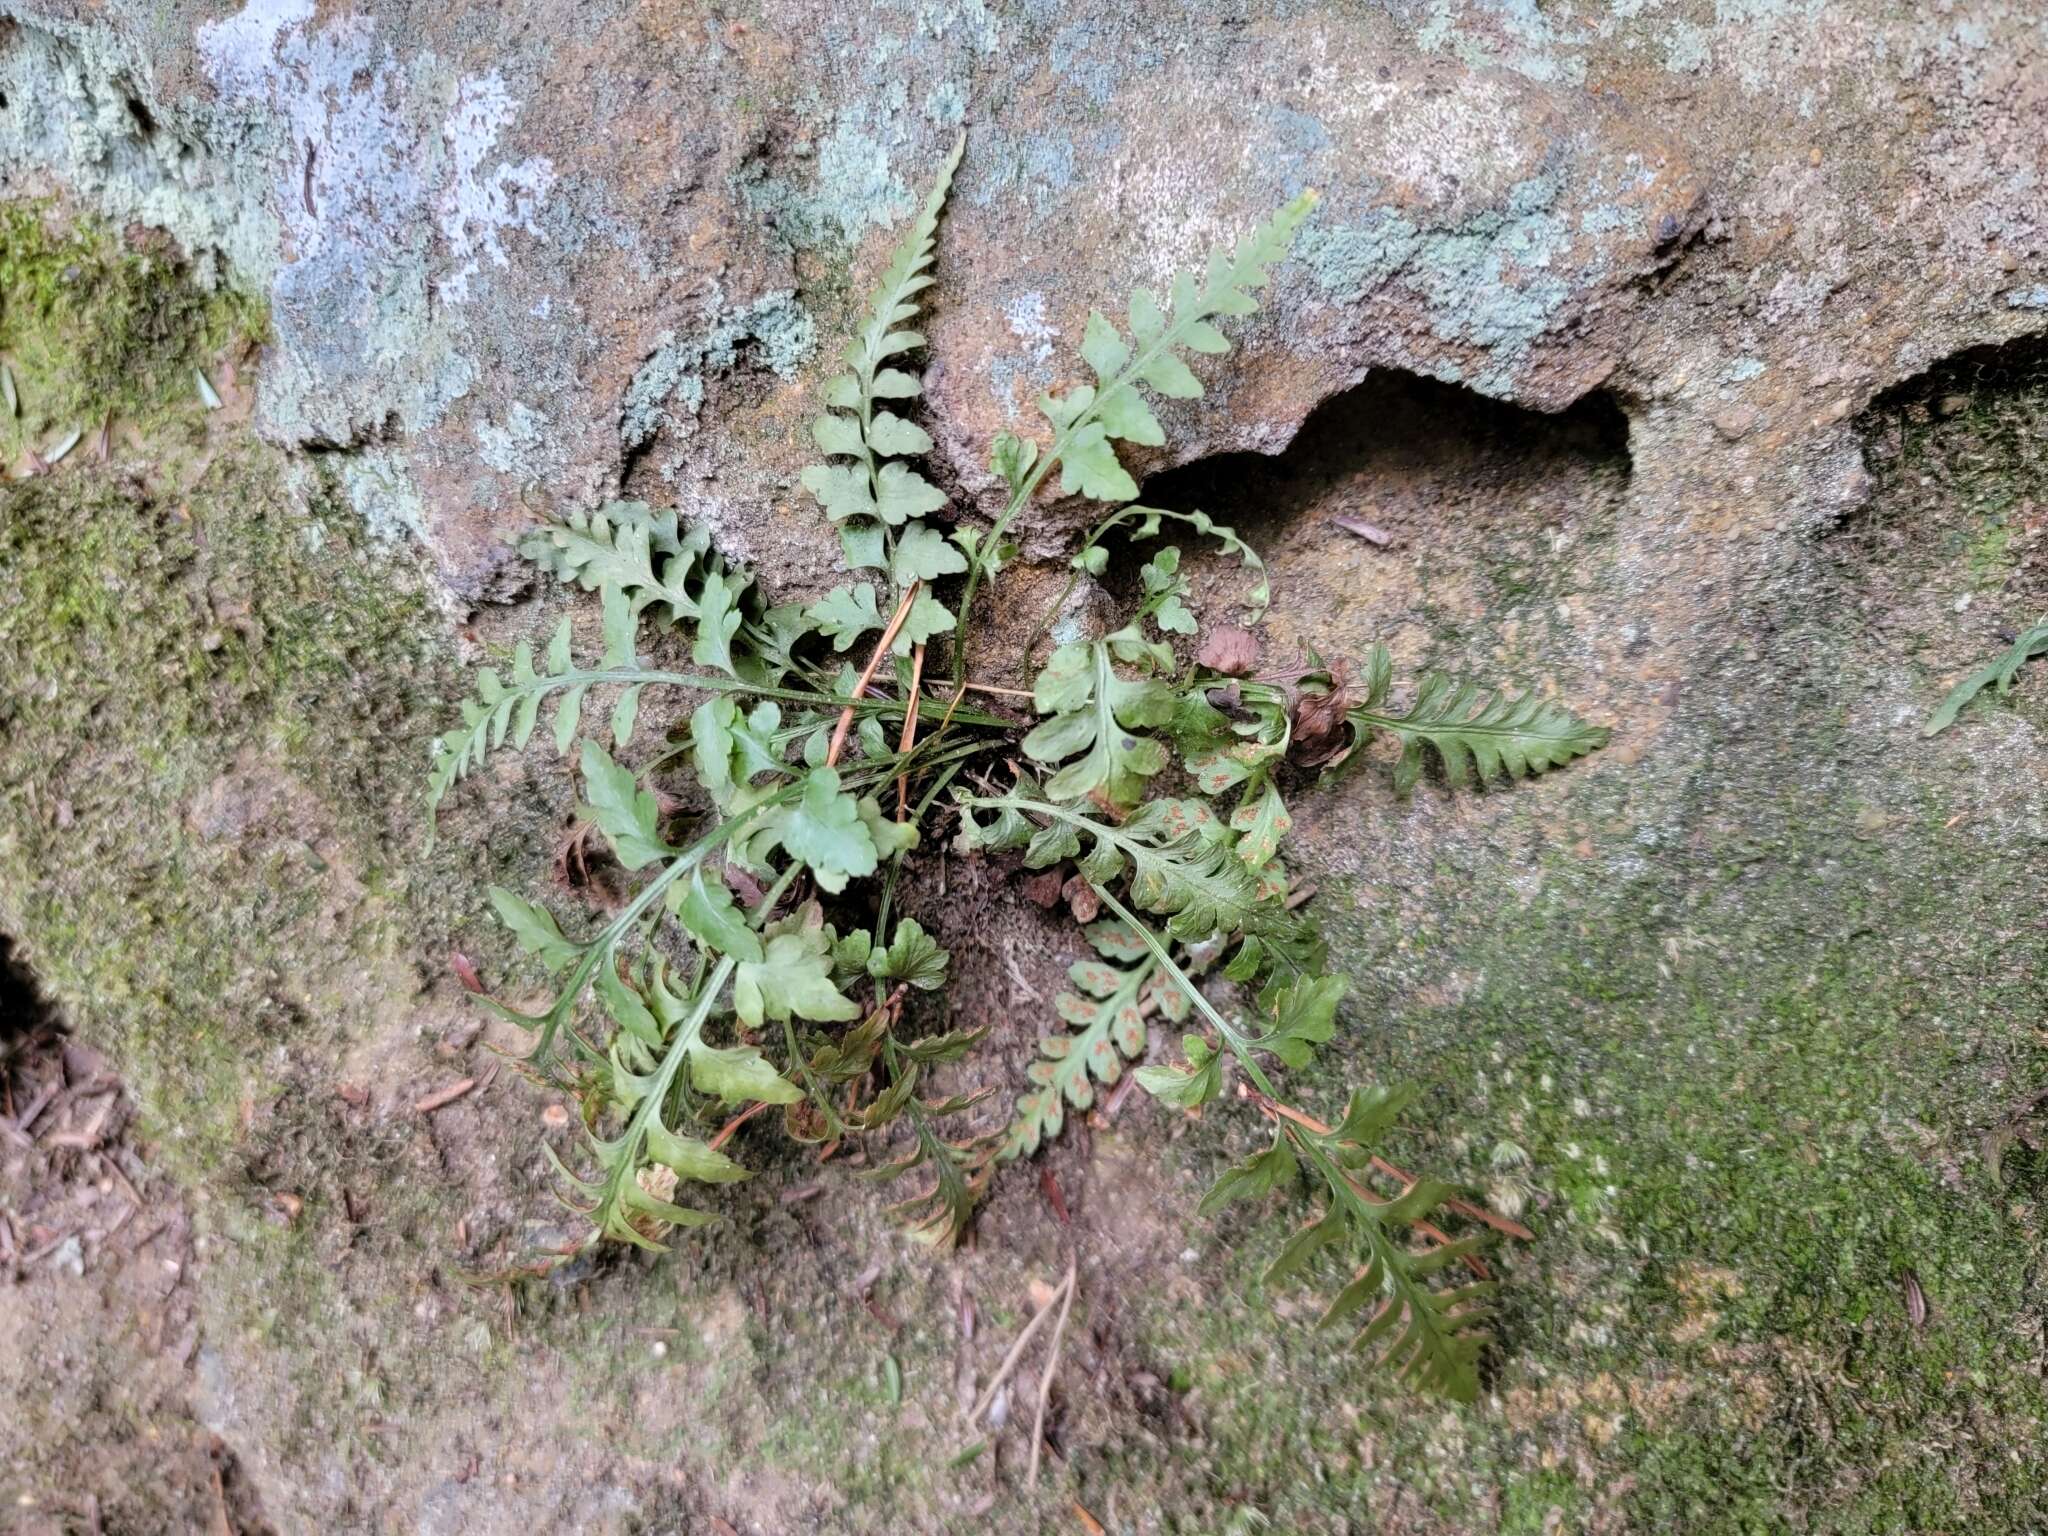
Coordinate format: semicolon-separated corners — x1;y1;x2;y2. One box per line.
826;580;923;766
590;953;737;1246
512;788;799;1068
1086;883;1282;1102
503;663;1012;728
895;641;927;819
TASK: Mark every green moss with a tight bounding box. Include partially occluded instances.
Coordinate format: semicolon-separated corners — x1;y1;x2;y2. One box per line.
1033;360;2048;1531
0;441;459;1180
0;204;265;451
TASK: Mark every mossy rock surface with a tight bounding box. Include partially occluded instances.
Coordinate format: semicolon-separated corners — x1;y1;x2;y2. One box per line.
0;20;2046;1530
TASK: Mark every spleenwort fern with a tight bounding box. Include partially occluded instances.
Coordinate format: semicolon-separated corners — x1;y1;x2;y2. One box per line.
1924;618;2048;735
429;137;1614;1401
1343;662;1612;793
951;188;1318;687
1001;919;1187;1160
803;134;966;654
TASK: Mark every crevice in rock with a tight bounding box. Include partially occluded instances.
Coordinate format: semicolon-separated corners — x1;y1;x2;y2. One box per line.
1857;329;2048;471
1132;369;1632;550
1842;329;2048;566
0;933;58;1051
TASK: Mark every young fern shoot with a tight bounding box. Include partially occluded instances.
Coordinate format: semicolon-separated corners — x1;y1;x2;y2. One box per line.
429;138;1612;1400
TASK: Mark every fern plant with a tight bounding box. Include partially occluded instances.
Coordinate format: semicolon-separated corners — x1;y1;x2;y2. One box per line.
1924;618;2048;735
430;136;1610;1400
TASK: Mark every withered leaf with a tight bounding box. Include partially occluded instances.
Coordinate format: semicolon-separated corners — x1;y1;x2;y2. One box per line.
1197;624;1260;677
1289;658;1355;767
1061;872;1100;924
1900;1269;1930;1330
449;950;485;994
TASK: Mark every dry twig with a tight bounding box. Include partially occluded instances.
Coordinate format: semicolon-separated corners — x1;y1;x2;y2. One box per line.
414;1077;477;1114
967;1269;1070;1426
1028;1252;1079;1487
825;581;921;767
896;641;927;819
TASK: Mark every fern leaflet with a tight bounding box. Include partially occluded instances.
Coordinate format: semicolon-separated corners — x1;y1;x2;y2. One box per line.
1349;667;1609;793
952;189;1317;684
1924;619;2048;735
865;1084;1001;1248
802;132;963;647
1001;919;1188;1159
1021;640;1179;809
1215;1089;1495;1403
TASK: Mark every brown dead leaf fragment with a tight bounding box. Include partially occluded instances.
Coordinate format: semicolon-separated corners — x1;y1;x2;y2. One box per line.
449;950;485;994
1333;514;1394;546
1040;1167;1072;1226
1901;1269;1930;1329
414;1077;477;1113
1289;658;1355;767
1073;1501;1107;1536
722;862;767;908
1197;623;1260;676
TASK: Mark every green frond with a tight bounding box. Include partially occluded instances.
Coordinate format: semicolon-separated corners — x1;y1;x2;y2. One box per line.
959;788;1320;977
865;1085;999;1248
1924;619;2048;734
1291;1093;1496;1402
1034;189;1318;509
576;954;740;1251
1021;640;1179;809
519;500;710;618
952;190;1316;684
803;137;963;581
1001;920;1185;1160
1073;504;1272;622
426;614;582;823
1352;674;1610;794
1193;1089;1494;1402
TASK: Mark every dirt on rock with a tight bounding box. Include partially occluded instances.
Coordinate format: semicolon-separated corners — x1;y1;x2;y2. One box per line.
0;949;273;1536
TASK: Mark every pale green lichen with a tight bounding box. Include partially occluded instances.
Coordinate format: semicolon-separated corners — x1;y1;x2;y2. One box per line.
619;291;817;451
1297;176;1576;395
738;106;922;253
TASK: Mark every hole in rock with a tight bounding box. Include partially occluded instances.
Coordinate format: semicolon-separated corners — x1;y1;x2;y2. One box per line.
1857;330;2048;496
1138;370;1632;547
1845;329;2048;602
0;933;57;1044
1074;370;1634;645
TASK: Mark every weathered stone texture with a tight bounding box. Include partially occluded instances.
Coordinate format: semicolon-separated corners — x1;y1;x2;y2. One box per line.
5;0;2043;589
3;2;2047;1532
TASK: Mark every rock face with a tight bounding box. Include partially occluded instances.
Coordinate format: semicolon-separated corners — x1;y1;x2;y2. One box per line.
2;2;2046;1533
6;0;2042;586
